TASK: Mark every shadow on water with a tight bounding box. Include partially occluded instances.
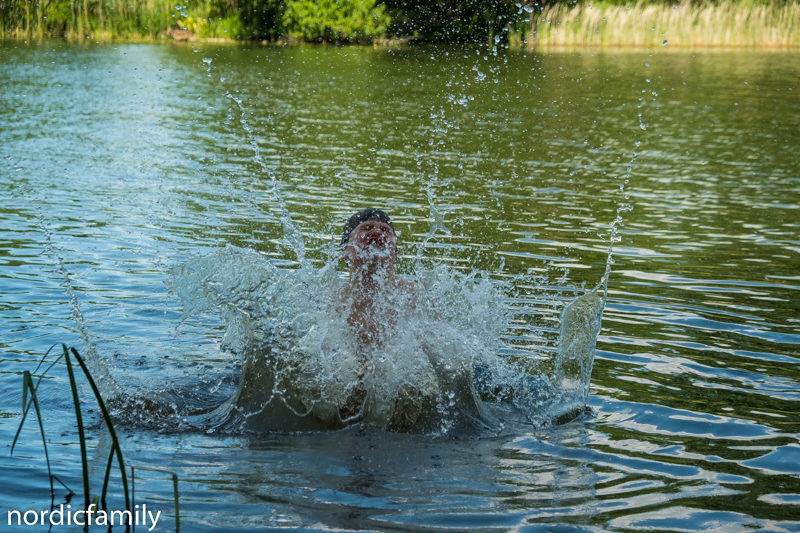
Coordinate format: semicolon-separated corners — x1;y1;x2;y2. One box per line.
195;420;602;532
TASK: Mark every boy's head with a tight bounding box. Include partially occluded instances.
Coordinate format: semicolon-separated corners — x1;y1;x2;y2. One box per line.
340;208;395;248
340;208;397;269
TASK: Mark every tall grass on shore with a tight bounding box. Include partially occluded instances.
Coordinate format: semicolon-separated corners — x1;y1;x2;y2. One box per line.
1;0;178;40
521;1;800;49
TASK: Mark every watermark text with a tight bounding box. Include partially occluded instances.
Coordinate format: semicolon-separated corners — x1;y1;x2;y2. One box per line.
8;504;162;531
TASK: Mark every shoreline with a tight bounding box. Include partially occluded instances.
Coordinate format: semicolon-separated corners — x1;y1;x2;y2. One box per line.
4;36;800;51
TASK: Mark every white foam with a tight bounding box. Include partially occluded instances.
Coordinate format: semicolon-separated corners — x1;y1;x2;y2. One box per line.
166;245;603;435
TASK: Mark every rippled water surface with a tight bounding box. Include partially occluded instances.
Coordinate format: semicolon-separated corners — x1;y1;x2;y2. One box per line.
1;41;799;532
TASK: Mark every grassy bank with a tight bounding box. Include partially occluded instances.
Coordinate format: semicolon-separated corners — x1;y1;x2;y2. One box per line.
520;1;800;48
0;0;378;42
2;0;158;40
0;0;178;40
0;0;284;41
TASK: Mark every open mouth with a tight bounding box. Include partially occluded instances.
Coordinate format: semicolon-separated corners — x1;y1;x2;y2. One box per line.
365;234;386;247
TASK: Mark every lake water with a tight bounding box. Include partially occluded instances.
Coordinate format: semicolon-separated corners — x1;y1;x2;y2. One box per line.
1;41;799;532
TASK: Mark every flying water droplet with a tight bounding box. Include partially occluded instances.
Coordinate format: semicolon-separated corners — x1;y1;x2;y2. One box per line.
662;40;668;46
638;113;647;130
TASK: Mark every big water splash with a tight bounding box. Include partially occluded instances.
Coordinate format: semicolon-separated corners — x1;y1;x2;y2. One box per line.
130;239;605;436
49;47;632;436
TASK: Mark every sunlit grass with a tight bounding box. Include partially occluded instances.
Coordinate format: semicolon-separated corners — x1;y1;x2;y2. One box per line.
0;0;179;41
520;1;800;48
0;0;262;41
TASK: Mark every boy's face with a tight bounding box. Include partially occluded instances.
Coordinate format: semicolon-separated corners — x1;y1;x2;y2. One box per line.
344;219;397;266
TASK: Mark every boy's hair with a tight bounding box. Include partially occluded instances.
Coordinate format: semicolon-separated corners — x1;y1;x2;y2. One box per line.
340;208;395;248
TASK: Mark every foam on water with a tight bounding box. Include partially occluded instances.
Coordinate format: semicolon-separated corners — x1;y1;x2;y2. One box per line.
135;243;607;436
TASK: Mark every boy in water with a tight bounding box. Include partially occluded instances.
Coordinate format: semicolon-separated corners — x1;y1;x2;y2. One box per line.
338;208;419;346
337;208;494;431
336;208;428;424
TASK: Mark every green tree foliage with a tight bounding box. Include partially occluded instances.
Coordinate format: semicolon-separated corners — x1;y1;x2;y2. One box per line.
182;0;283;40
281;0;389;42
381;0;520;43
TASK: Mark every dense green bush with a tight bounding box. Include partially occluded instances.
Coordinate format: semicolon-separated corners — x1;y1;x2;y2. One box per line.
282;0;390;42
180;11;247;39
182;0;283;40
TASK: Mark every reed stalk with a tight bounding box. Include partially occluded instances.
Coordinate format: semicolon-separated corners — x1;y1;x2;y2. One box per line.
11;345;182;531
11;345;131;525
11;346;75;501
133;465;182;532
69;346;131;513
521;0;800;49
64;348;92;513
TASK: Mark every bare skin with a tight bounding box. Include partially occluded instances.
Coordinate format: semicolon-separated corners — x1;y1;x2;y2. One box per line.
333;218;420;421
336;219;487;431
339;219;417;346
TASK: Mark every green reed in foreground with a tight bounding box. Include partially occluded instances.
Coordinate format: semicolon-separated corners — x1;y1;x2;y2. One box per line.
518;0;800;48
11;344;180;532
